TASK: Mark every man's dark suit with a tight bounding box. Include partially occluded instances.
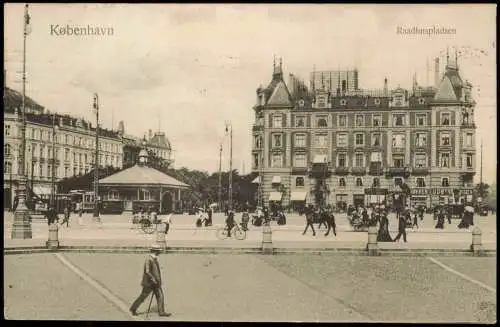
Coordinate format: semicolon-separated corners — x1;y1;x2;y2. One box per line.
393;214;407;243
130;255;166;315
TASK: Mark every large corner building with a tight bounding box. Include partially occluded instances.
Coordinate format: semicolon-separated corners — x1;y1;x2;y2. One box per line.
251;55;477;211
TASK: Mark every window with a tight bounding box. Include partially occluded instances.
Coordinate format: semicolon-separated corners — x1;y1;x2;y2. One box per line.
272;115;282;128
39;145;45;158
441;178;450;187
64;167;69;177
294;154;306;167
295;134;306;147
339;178;346;187
370;152;382;162
5;125;11;136
4;161;12;174
415;154;427;168
139;189;151;201
355;178;363;187
440;133;451;146
355;153;364;167
416;114;426;126
295;116;305;128
466;154;473;168
416;178;426;188
273;134;282;147
73;167;77;176
315;134;327;147
79;154;83;163
393;114;406;126
295;177;305;187
337;133;348;147
355;133;364;146
32;144;37;157
55;149;60;160
48;165;52;178
254;135;263;148
338;153;346;167
441;113;450;126
65;149;70;161
108;190;120;200
39;164;44;177
4;144;11;156
393;156;404;168
65;135;69;144
73;153;77;163
31;128;35;139
394;177;403;186
272;153;282;168
84;154;88;163
466;133;473;147
372;133;381;147
355;115;364;127
317;117;327;128
316;95;327;108
392;134;406;147
372;178;380;187
415;133;427;147
253;154;259;168
338;115;347;127
440;153;450;168
47;146;52;159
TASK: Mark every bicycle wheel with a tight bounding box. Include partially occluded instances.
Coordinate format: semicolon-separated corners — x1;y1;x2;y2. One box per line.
233;227;246;240
216;227;229;240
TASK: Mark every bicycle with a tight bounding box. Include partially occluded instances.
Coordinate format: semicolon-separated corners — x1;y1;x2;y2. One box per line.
139;217;163;234
216;224;246;240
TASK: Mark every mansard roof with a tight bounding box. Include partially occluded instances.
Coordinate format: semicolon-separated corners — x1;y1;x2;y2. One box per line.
267;80;293;106
434;75;460;102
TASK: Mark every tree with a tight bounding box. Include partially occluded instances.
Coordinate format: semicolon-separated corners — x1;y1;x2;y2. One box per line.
475;182;490;200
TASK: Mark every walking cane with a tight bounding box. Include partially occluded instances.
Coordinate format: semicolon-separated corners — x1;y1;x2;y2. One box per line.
146;293;154;318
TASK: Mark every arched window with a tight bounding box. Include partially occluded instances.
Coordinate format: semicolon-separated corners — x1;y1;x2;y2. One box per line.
441;178;450;187
356;178;363;187
108;189;120;200
295;177;304;187
4;161;12;174
416;178;426;188
372;178;380;187
317;118;327;127
339;178;346;187
4;144;11;156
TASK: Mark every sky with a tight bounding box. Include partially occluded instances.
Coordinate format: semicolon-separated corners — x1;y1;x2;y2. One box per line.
4;4;496;183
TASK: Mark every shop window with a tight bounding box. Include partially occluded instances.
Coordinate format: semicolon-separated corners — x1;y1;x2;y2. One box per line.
441;178;450;187
416;178;426;188
339;178;346;187
355;178;363;187
372;178;380;187
295;177;304;187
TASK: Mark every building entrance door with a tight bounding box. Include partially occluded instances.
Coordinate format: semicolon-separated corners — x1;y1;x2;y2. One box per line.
4;188;12;210
353;194;365;207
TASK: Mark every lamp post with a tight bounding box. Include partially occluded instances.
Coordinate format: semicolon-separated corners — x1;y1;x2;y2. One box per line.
92;93;100;221
225;121;233;211
218;142;222;212
11;4;32;239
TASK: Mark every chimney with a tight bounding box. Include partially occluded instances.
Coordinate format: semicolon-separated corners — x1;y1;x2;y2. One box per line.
383;78;388;96
148;129;153;140
118;121;125;135
434;57;440;87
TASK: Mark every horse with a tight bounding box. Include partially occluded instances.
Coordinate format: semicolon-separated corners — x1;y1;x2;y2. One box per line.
312;210;336;236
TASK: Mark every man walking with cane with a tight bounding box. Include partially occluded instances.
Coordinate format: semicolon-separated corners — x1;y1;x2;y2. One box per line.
130;244;171;317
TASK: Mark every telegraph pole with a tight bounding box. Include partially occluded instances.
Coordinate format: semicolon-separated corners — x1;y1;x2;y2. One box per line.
225;122;233;211
12;4;32;239
218;143;222;212
93;93;100;221
51;113;58;209
480;139;483;184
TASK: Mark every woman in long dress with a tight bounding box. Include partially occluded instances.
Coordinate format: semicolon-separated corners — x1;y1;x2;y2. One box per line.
377;212;393;242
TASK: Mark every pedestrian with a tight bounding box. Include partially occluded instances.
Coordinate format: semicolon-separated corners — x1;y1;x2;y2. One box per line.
435;209;445;229
61;204;70;227
324;208;336;237
302;204;316;236
241;209;250;231
207;207;213;226
317;207;327;229
130;244;170;317
393;211;407;243
226;210;235;237
164;213;172;234
45;205;57;226
412;209;419;229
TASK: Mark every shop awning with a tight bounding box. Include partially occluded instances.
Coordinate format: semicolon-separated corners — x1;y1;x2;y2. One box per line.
271;176;281;184
33;186;52;195
251;176;261;184
313;154;328;164
290;191;307;201
269;192;282;201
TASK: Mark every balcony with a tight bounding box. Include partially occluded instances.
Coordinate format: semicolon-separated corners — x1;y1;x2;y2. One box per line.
252;124;264;132
386;166;411;177
351;166;366;175
368;163;384;176
412;167;429;175
292;166;308;175
461;122;476;128
309;162;331;178
334;166;349;175
392;147;405;154
39;158;45;163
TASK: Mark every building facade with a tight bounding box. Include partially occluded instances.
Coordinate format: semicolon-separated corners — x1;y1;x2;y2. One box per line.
251;56;477;211
4;108;123;209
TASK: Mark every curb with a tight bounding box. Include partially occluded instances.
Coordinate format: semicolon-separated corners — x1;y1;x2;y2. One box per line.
4;246;496;257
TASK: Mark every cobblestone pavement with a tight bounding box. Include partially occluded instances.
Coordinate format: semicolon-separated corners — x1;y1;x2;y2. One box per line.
4;253;496;322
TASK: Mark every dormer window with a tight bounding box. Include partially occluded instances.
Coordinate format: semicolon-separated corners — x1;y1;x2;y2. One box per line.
374;98;381;106
393;93;404;107
418;97;425;105
298;99;305;107
316;95;327;108
340;99;347;106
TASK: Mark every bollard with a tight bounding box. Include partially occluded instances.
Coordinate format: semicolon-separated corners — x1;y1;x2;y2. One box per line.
46;223;60;250
262;224;273;254
366;226;379;256
470;227;484;256
155;228;167;250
